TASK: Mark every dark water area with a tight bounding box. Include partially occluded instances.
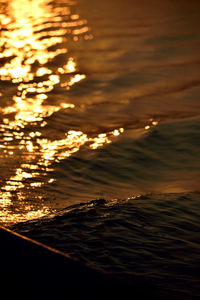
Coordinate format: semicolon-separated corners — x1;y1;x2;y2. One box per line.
14;193;200;299
0;0;200;298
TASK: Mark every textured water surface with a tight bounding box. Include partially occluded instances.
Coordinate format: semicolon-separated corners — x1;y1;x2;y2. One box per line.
14;192;200;299
0;0;200;298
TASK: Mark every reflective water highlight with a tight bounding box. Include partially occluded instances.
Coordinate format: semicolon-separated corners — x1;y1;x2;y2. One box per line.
1;1;200;298
1;0;200;227
0;0;126;224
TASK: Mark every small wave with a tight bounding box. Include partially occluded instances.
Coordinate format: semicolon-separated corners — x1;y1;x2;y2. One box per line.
13;192;200;299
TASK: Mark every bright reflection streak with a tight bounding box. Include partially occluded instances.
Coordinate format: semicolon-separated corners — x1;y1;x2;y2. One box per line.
61;74;86;89
58;57;76;74
144;119;159;131
0;0;119;225
1;94;75;128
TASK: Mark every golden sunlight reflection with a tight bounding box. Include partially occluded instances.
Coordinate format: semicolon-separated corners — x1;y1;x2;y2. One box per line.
1;94;75;128
58;57;76;74
0;126;125;224
0;0;119;225
0;207;51;225
145;119;159;130
61;74;86;89
37;128;125;165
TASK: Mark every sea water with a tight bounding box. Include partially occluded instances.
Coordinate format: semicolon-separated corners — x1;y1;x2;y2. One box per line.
0;0;200;298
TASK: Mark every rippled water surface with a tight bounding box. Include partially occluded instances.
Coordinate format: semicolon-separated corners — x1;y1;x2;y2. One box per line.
1;0;200;298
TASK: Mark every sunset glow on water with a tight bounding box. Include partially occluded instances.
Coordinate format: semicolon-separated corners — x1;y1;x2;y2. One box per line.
1;1;200;297
0;0;126;224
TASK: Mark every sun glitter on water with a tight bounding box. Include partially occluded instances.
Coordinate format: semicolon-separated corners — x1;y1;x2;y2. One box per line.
0;0;124;225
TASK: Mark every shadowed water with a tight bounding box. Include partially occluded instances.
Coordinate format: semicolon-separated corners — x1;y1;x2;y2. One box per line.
14;192;200;299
